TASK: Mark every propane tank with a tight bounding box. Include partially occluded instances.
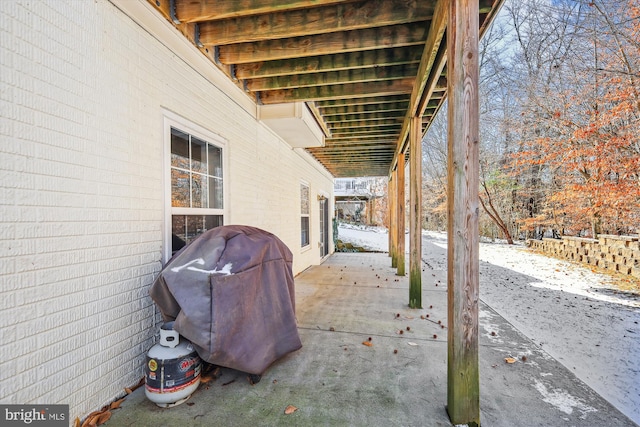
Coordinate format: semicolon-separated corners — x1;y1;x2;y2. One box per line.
145;322;202;407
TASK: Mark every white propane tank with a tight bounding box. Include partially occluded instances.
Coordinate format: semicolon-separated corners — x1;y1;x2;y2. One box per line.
145;322;202;407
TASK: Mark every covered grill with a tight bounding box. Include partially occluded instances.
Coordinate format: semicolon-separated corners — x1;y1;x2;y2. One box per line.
150;225;302;376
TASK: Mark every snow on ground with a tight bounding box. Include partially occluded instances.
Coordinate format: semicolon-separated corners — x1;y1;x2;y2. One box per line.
337;224;640;424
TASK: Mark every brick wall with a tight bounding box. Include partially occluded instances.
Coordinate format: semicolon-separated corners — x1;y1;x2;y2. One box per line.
527;235;640;279
0;0;333;423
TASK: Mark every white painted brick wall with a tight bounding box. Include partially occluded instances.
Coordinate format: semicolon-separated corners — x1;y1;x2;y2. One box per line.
0;0;334;424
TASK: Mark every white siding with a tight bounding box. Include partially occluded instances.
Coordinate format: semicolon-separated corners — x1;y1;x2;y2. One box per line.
0;0;334;423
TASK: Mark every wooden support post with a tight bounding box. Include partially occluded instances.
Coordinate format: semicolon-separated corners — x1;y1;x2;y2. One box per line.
388;178;392;255
390;175;398;267
409;116;422;308
447;0;480;425
397;152;406;276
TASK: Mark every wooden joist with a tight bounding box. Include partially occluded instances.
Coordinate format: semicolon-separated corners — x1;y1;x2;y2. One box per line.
328;119;403;130
174;0;356;23
216;23;429;64
315;94;408;108
197;0;437;45
309;150;395;157
246;64;419;91
235;47;422;79
329;127;402;137
259;78;414;104
323;111;406;123
318;101;408;115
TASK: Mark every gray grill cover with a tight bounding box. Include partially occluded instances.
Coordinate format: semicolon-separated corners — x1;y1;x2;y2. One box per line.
150;225;302;375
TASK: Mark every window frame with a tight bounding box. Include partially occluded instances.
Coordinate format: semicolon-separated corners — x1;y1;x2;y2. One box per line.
163;111;228;263
300;181;311;249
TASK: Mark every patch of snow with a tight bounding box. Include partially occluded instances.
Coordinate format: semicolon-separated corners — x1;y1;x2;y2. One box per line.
337;225;389;252
533;379;597;417
479;309;504;343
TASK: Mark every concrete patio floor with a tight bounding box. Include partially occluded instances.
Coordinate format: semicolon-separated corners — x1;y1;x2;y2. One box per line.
104;252;637;427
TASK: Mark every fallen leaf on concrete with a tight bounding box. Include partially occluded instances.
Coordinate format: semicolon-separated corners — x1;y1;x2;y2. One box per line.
362;341;373;347
284;405;298;414
109;398;125;410
124;377;144;395
504;357;517;364
407;342;418;346
95;411;111;426
81;411;103;427
82;411;111;427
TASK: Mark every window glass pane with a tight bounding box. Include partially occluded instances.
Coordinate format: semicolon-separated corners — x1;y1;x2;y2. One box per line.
171;169;190;207
171;129;190;169
191;173;207;208
191;137;207;174
301;217;310;246
208;145;222;177
172;215;223;254
301;184;309;215
208;177;223;209
171;216;187;253
185;215;204;243
204;215;223;230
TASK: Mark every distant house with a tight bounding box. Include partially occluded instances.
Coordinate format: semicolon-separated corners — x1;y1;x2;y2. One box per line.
0;0;333;420
334;178;386;225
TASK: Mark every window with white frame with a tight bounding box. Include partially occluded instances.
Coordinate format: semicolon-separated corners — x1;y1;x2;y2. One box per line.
300;183;310;247
168;124;224;257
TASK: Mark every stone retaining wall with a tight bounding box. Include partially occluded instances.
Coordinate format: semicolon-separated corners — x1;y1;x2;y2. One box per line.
527;235;640;279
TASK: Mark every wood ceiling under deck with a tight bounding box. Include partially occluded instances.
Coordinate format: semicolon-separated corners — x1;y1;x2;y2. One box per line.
149;0;503;177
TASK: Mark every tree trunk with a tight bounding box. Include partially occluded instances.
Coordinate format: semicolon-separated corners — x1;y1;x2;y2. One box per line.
479;182;514;244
